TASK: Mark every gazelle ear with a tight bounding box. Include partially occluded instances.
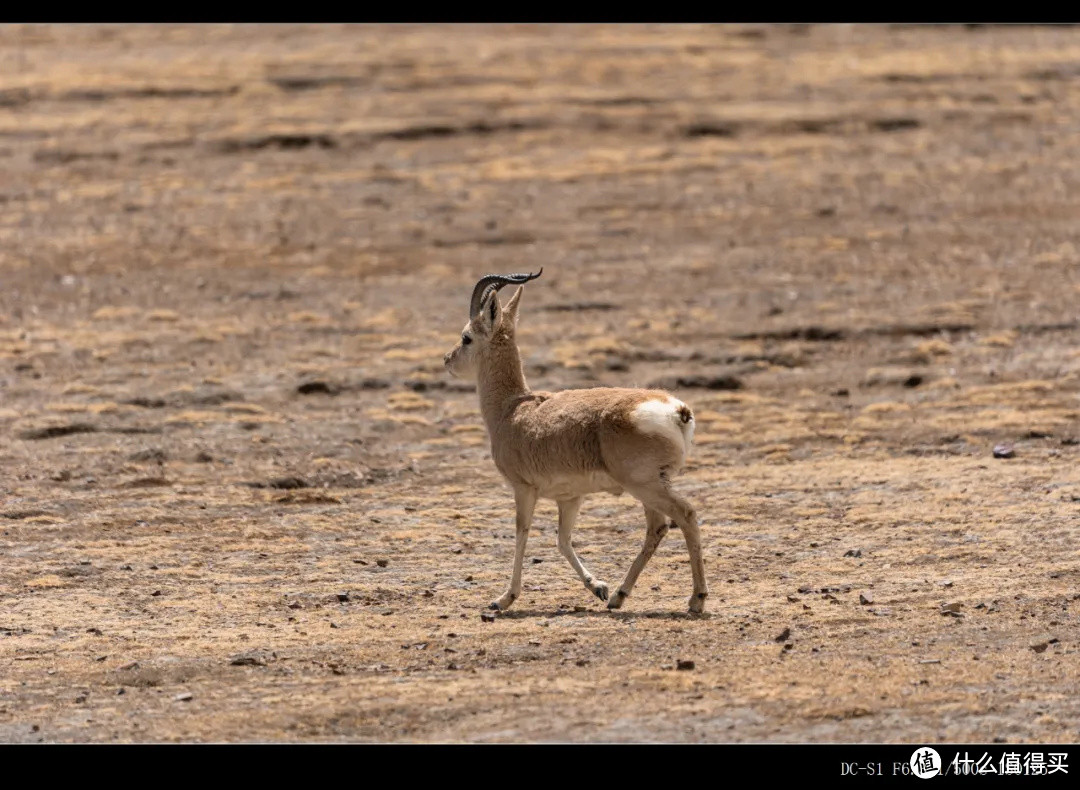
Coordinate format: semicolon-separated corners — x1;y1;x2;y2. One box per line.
475;288;501;333
503;285;525;324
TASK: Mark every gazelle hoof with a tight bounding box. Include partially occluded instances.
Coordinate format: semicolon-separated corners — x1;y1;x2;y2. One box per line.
607;589;629;610
490;591;517;611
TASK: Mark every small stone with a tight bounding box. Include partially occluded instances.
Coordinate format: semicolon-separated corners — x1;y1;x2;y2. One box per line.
297;380;338;395
1031;641;1049;654
993;443;1015;459
775;627;791;643
859;593;874;605
676;659;695;671
119;661;139;670
376;559;389;568
174;692;193;702
336;593;350;603
268;476;307;490
480;611;496;623
844;549;863;558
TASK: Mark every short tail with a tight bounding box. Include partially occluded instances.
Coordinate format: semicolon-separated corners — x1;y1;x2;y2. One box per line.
630;396;696;458
674;401;695;452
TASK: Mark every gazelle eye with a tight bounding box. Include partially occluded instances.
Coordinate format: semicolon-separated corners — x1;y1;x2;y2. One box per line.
462;334;472;345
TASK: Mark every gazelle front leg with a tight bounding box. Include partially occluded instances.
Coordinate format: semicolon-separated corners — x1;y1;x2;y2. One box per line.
557;497;609;602
490;486;538;611
608;505;669;610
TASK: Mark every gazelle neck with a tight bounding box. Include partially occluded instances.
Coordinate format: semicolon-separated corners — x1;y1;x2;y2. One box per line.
477;335;529;430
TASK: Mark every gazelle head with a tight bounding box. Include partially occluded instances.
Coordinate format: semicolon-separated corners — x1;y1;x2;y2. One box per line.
443;270;542;379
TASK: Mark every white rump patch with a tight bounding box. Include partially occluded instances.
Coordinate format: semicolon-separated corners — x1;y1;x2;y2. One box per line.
630;396;694;457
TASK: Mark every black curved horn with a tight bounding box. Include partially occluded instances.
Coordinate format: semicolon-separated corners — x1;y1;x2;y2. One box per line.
468;269;543;318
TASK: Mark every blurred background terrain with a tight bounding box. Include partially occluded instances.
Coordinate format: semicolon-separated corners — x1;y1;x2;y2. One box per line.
0;23;1078;742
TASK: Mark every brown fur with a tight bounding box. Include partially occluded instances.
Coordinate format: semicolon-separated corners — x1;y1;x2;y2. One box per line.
492;388;681;490
444;282;708;613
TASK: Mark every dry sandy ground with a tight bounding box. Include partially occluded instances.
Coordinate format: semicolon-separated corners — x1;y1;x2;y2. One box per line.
1;23;1079;743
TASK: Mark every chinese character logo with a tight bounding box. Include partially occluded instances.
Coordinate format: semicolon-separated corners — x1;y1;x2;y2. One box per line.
1001;753;1022;775
1047;753;1069;774
912;747;942;779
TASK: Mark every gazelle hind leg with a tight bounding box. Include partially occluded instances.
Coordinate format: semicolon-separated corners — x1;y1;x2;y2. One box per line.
491;486;538;611
557;497;609;601
625;479;708;613
608;505;669;610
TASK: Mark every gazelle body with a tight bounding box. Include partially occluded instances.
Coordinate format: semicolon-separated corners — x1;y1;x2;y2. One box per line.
443;271;708;613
